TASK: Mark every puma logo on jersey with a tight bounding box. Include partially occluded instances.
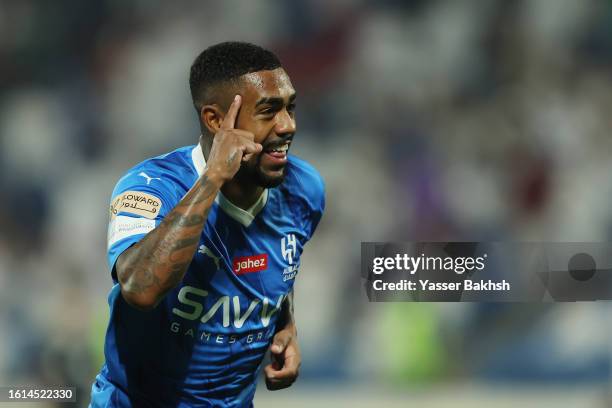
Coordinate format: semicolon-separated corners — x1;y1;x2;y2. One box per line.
199;245;221;270
138;172;161;185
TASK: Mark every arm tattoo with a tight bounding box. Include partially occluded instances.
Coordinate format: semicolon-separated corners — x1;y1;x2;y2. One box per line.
117;175;219;307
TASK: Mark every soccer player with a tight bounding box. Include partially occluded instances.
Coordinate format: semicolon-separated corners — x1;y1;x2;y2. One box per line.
89;42;325;407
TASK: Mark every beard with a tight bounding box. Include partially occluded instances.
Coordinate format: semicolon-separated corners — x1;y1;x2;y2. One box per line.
234;154;287;188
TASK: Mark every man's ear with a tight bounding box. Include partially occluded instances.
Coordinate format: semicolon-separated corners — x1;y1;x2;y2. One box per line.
200;104;224;135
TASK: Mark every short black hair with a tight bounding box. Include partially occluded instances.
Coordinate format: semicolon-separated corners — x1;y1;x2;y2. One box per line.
189;41;282;112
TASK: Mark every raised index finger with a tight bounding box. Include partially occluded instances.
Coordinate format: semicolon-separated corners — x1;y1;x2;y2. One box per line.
221;95;242;129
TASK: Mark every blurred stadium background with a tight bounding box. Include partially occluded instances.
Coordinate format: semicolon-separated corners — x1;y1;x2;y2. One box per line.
1;0;612;406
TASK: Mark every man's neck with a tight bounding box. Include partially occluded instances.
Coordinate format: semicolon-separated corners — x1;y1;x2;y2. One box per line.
220;180;264;211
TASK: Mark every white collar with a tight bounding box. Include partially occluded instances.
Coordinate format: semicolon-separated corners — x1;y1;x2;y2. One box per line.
190;143;268;227
215;188;268;227
191;143;207;177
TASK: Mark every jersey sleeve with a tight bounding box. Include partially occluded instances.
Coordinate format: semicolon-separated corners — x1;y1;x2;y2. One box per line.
287;156;326;242
106;168;177;281
305;172;325;240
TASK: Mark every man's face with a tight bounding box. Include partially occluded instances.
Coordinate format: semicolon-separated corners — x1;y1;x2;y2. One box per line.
233;68;296;188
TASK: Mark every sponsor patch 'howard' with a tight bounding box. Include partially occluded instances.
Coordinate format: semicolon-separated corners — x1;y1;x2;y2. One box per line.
110;191;162;220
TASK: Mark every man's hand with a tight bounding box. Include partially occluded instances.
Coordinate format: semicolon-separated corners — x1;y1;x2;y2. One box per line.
264;326;300;390
205;95;262;185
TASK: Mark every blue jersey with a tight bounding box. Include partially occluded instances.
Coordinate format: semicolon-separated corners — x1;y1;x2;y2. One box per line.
90;144;325;407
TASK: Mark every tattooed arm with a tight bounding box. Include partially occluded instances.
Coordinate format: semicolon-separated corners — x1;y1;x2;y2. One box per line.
116;95;262;310
115;174;222;310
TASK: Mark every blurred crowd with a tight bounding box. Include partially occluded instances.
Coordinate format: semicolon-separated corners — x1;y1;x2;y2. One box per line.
1;0;612;405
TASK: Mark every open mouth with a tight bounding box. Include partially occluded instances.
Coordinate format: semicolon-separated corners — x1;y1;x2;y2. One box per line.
262;142;290;164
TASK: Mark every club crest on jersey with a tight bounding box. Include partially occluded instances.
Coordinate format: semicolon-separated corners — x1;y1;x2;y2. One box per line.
281;234;299;281
233;254;268;275
281;234;297;265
